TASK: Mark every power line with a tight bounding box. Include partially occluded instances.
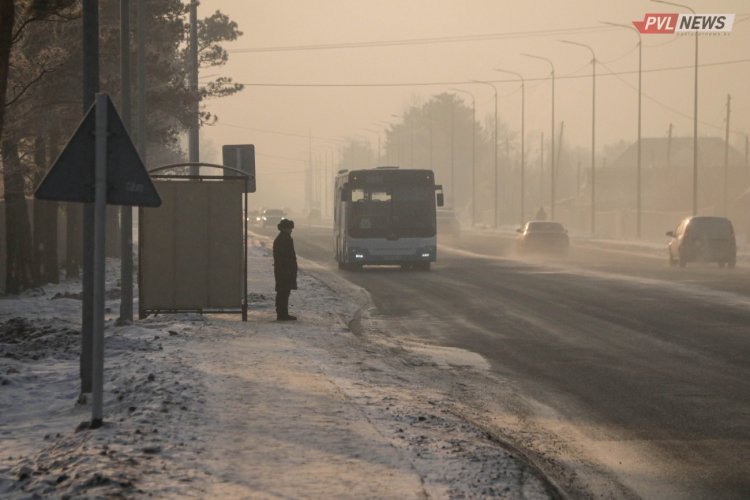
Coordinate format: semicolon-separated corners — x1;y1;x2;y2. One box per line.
217;121;346;143
597;59;746;134
227;58;750;88
228;25;615;54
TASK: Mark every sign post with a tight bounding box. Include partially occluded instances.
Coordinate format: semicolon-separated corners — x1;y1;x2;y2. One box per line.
92;93;107;426
35;93;161;427
222;144;256;193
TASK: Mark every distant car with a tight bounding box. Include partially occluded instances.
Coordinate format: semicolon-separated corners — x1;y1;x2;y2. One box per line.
247;209;261;225
437;208;461;238
260;208;286;228
666;216;736;268
516;221;569;256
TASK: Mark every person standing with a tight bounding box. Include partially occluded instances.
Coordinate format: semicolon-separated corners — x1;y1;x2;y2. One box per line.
273;219;298;321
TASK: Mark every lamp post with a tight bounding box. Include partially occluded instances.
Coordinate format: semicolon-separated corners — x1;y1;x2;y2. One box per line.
560;40;597;234
374;120;392;164
523;53;556;219
493;69;525;224
653;0;698;215
390;114;405;165
367;126;384;164
470;81;498;228
602;21;642;238
450;88;476;225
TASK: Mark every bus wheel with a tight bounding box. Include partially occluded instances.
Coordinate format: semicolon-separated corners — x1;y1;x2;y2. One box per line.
418;262;431;271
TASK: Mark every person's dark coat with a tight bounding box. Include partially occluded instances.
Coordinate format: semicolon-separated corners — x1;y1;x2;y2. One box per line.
273;231;297;291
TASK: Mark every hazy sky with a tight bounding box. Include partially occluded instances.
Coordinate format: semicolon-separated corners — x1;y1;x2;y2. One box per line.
197;0;750;211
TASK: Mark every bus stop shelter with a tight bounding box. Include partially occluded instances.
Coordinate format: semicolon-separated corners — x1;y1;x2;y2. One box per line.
139;163;250;320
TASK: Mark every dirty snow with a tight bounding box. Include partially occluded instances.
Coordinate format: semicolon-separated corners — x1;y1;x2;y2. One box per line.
0;238;555;498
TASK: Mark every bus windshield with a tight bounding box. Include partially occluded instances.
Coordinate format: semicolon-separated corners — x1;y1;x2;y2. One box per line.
349;184;435;238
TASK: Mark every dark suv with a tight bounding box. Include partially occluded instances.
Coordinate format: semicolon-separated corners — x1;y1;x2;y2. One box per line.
666;216;736;268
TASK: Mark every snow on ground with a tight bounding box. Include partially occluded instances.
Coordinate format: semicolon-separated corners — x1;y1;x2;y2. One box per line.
0;237;555;499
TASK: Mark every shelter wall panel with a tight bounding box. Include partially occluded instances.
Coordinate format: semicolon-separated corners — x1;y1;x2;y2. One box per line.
207;182;243;307
140;178;244;312
140;183;176;309
174;182;209;308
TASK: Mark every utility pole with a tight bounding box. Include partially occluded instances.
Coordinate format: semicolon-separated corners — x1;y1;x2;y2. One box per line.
118;0;133;325
137;0;146;168
188;0;199;173
723;94;730;216
603;21;642;237
560;40;596;233
653;0;699;214
451;88;477;225
540;132;544;211
524;54;555;220
493;69;525;224
80;0;99;398
667;123;673;168
557;121;565;203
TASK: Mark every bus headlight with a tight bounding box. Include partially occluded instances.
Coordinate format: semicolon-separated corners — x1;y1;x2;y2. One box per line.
354;253;365;259
421;253;431;258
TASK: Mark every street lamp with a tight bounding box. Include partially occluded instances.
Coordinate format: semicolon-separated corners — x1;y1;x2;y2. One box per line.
450;88;476;224
374;120;392;164
560;40;597;234
493;69;525;224
392;113;415;167
602;21;643;237
523;53;556;219
470;80;498;228
653;0;699;215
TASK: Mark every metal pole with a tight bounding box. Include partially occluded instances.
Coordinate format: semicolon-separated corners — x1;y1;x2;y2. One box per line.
637;35;642;237
91;93;108;428
652;0;698;214
540;132;544;208
80;0;99;397
602;22;642;237
523;54;555;219
188;0;199;173
560;40;596;233
450;105;455;207
692;31;699;215
118;0;133;325
592;56;596;233
723;94;730;215
137;0;146;163
551;67;555;220
492;70;525;223
450;88;477;225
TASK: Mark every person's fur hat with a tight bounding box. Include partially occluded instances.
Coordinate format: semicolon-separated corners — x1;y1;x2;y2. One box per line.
277;219;294;230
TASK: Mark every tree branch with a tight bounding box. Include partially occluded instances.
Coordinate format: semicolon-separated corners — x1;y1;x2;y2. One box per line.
5;66;55;107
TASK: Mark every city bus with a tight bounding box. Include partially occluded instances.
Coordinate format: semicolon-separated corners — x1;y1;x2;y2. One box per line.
334;167;444;271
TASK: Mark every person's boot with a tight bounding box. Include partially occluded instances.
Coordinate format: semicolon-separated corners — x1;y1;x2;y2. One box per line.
277;314;297;321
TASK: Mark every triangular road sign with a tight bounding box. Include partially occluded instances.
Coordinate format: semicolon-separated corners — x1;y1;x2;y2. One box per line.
35;95;161;207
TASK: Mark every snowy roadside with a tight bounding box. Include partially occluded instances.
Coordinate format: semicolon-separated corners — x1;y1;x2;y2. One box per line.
0;238;558;499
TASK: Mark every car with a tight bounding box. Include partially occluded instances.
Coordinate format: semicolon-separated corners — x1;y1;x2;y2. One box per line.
260;208;287;228
437;208;461;238
666;216;736;268
247;209;261;225
516;221;569;256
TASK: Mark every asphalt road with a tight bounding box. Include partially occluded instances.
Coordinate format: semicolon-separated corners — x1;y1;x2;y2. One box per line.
259;224;750;499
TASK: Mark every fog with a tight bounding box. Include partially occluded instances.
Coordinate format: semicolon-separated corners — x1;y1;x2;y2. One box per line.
198;0;750;237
